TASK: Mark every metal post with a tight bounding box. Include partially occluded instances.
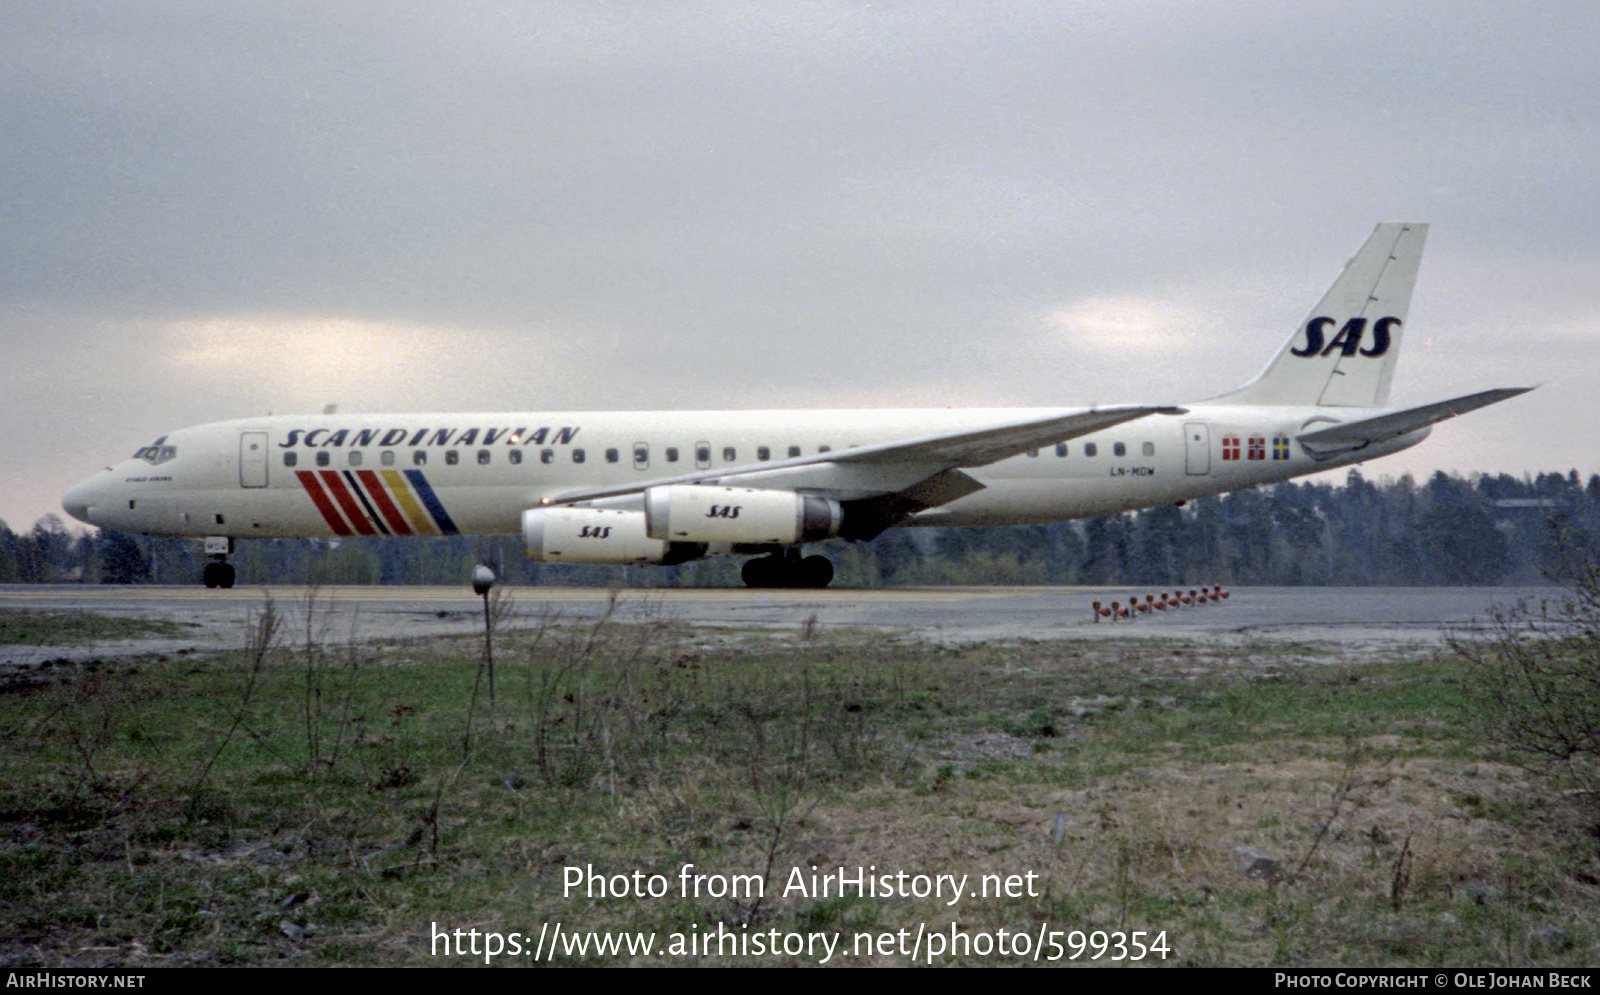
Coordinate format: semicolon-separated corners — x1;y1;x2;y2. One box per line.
472;565;496;707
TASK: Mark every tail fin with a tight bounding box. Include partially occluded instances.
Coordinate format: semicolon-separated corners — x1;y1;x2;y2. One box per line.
1223;222;1427;408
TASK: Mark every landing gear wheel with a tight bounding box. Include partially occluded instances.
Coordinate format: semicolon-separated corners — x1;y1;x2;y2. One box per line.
799;555;833;588
740;552;834;589
741;557;774;588
202;562;236;589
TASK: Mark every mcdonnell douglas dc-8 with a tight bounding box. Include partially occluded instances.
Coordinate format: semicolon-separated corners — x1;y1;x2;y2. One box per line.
64;223;1531;589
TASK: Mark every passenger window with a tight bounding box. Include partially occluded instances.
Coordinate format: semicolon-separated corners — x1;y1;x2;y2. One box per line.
541;449;554;464
572;449;585;463
413;451;427;465
316;451;330;467
695;443;711;468
787;446;801;458
665;447;679;463
1142;442;1155;456
723;446;736;462
445;450;459;465
606;448;620;463
284;452;298;468
509;449;522;465
1055;443;1068;458
1027;449;1038;458
1113;442;1126;457
757;446;771;461
381;450;395;467
633;443;649;470
819;445;831;453
349;451;363;467
1084;443;1098;457
477;449;491;465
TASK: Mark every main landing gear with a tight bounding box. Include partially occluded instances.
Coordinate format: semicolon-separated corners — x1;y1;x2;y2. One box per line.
740;549;834;589
201;536;235;589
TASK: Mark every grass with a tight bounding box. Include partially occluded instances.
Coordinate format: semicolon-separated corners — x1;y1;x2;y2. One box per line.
0;597;1596;967
0;608;199;646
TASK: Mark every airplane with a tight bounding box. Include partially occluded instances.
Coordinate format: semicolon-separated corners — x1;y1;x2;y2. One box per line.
63;222;1531;589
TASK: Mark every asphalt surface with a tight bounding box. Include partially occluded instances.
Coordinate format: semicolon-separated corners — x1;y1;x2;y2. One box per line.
0;583;1546;667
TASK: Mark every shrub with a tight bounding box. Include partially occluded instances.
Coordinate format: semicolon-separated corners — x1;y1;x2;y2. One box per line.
1454;559;1600;818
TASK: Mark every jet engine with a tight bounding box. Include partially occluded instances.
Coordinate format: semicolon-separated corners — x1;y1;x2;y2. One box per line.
522;507;704;565
643;485;843;545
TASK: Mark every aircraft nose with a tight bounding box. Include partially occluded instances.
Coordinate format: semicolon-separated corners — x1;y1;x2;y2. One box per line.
62;477;103;526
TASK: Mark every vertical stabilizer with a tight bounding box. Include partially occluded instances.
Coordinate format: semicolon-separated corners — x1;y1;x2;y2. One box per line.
1223;222;1427;407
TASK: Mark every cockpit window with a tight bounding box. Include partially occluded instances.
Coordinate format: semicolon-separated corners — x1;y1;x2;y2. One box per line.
133;437;177;465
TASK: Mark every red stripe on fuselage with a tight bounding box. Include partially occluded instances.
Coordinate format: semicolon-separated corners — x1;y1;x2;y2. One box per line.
318;470;378;536
295;470;355;536
355;469;414;535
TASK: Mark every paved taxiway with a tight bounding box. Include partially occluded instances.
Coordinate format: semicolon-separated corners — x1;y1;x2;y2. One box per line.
0;583;1543;666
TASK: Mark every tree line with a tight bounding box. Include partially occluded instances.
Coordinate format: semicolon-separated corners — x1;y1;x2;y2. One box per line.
8;469;1596;588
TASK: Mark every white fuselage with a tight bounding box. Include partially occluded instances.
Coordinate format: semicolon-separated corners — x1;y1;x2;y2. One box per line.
62;404;1425;541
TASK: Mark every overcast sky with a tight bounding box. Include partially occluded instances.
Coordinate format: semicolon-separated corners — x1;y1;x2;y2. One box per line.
5;1;1595;532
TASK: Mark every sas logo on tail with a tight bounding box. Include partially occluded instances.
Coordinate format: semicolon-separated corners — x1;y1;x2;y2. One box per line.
1291;316;1399;358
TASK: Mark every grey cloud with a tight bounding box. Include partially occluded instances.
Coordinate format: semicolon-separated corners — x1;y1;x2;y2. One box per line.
2;2;1594;528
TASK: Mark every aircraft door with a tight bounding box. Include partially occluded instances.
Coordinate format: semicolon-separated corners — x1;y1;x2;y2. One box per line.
1184;422;1211;475
240;431;269;488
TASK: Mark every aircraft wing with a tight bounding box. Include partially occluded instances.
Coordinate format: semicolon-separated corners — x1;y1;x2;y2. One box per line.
546;404;1179;507
841;404;1186;466
1296;387;1534;458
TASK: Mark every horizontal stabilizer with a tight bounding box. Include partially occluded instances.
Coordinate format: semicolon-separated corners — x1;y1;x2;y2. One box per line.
1296;387;1534;458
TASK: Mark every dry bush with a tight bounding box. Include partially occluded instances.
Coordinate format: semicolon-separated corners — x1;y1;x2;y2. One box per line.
1454;559;1600;821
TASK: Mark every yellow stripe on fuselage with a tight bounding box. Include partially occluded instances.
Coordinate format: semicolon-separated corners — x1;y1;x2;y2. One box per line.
381;469;438;535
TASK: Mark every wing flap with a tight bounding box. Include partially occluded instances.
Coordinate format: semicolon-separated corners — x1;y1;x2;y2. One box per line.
1297;387;1534;458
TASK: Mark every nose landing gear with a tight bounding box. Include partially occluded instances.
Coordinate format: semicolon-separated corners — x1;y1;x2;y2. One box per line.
201;536;235;589
202;561;236;589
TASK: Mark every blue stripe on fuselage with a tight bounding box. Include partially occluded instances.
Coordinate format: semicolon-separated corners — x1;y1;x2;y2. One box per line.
403;469;460;535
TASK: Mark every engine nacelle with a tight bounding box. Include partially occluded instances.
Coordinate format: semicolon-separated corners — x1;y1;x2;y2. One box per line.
644;485;843;545
523;507;703;565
